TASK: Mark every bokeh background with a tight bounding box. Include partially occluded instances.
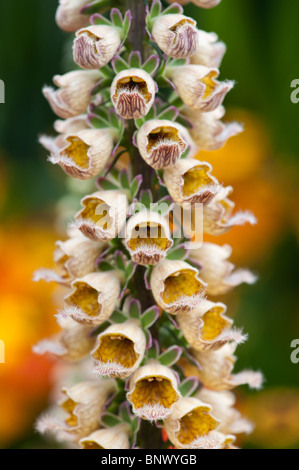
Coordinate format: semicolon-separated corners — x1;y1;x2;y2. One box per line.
0;0;298;449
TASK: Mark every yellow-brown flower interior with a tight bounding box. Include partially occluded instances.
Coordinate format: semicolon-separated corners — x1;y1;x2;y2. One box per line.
130;377;179;410
68;281;101;317
81;440;104;449
170;18;195;37
54;253;70;280
201;71;218;100
182;165;214;197
61;136;90;169
201;306;230;341
162;269;205;305
146;126;184;152
78;30;102;49
176;406;218;445
115;76;151;103
127;223;171;252
219;198;234;224
79;198;110;229
93;334;138;368
61;396;78;427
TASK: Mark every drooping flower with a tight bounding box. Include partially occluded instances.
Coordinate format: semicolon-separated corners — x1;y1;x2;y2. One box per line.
92;319;146;378
190;0;222;8
80;423;131;449
55;0;90;32
124;210;173;265
150;259;207;314
111;68;156;119
127;360;181;421
190;30;226;68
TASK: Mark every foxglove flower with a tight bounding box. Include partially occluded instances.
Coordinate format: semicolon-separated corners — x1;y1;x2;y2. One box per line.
56;0;90;32
124;210;173;265
163;158;220;206
80;423;131;449
190;30;226;68
150;260;207;314
136;119;190;169
64;272;121;326
127;360;181;421
92;319;146;378
152;14;199;59
191;0;222;8
111;68;156;119
73;25;121;70
43;70;101;119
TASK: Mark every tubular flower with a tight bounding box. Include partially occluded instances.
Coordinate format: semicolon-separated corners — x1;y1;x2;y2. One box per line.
185;343;263;391
169;65;234;112
127;360;181;421
196;388;254;435
189;242;257;296
191;0;222;8
73;25;121;70
190;30;226;68
203;186;257;235
64;272;121;326
164;397;220;449
163;158;220;206
182;106;243;151
136;119;190;170
33;317;96;362
43;70;101;119
91;319;147;378
48;128;114;180
150;260;207;314
152;14;199;59
56;0;90;32
74;190;128;241
80;423;131;449
111;68;156;119
124;210;173;265
177;300;247;351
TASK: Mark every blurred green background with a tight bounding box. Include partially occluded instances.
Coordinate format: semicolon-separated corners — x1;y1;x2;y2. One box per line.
0;0;298;449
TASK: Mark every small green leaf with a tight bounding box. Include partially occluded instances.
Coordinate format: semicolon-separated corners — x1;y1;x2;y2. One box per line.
166;245;188;261
128;299;141;319
119;170;130;190
159;346;182;367
92;14;113;27
140;190;152;209
161;4;183;16
111;9;123;28
98;178;119;191
109;111;121;130
179;378;199;397
149;0;162;20
110;310;128;324
101;413;122;428
113;57;129;74
157;106;178;121
125;261;136;280
142;55;159;75
130;175;142;198
115;252;126;271
98;261;115;272
129;51;142;69
89;116;109;130
131;417;140;434
141;307;159;329
119;403;132;423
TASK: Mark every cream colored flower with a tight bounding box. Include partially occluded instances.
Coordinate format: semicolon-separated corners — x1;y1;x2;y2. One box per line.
177;300;246;351
64;272;121;326
127;360;181;421
49;128;114;180
124;210;173;265
92;319;146;378
163;158;220;206
196;388;254;435
56;0;90;32
111;68;156;119
80;423;131;449
150;259;207;314
182;106;243;151
136;119;190;170
190;30;226;68
43;70;101;119
189;242;257;295
152;14;199;59
74;190;128;241
164;397;220;449
33;317;96;362
73;25;121;70
203;186;257;235
169;65;233;112
191;0;221;8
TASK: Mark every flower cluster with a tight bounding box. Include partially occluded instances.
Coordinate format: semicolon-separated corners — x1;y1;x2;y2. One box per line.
35;0;262;449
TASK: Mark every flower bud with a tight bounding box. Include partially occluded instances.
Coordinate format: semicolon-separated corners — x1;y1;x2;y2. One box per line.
182;106;243;151
43;70;101;119
49;128;114;180
73;25;121;70
163;158;220;206
111;68;156;119
164;397;220;449
127;360;181;421
74;190;128;241
190;30;226;68
191;0;221;8
136;119;190;170
152;14;199;59
177;300;246;352
80;423;130;449
56;0;90;32
124;210;173;265
169;65;233;112
150;260;207;314
64;272;120;326
189;242;257;295
92;319;146;378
